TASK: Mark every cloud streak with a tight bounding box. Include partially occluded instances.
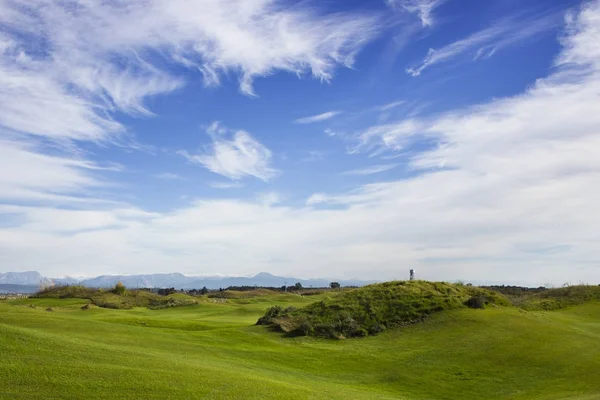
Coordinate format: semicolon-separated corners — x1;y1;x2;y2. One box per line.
294;111;343;124
209;181;244;189
155;173;186;181
387;0;446;27
1;1;600;286
406;12;561;76
0;138;113;205
0;1;381;143
342;164;398;176
0;0;379;209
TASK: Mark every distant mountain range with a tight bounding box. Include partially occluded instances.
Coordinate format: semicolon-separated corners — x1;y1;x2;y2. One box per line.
0;271;374;293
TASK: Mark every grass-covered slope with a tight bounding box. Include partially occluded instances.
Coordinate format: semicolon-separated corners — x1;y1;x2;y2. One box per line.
512;285;600;310
257;281;509;338
1;292;599;400
34;285;198;309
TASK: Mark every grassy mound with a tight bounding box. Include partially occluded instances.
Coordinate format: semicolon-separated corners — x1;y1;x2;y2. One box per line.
147;293;198;309
35;285;197;310
517;285;600;310
2;289;600;399
257;281;509;338
89;290;198;310
90;290;159;309
35;285;100;299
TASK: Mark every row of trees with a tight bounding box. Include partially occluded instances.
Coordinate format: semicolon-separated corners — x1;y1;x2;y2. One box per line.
282;282;342;290
157;287;209;296
113;281;345;296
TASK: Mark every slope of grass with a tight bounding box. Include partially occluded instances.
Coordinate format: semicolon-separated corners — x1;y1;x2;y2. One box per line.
517;285;600;310
1;288;599;399
34;285;199;310
258;281;510;338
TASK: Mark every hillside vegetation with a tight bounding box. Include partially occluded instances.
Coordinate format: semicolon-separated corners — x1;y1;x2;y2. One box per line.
34;284;198;309
509;285;600;311
1;288;599;399
257;281;509;338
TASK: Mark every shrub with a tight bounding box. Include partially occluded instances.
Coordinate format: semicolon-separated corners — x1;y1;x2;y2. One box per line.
465;295;486;309
157;287;177;296
256;306;296;326
112;282;126;295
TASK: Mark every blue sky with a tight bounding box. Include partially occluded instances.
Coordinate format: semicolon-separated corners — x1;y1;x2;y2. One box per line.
1;0;599;285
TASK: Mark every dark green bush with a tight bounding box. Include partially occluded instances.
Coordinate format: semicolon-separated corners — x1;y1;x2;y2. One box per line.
465;295;486;309
256;306;296;326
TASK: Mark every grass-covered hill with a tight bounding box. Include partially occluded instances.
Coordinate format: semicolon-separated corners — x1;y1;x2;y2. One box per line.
499;284;600;311
257;281;510;338
1;285;600;399
34;284;198;310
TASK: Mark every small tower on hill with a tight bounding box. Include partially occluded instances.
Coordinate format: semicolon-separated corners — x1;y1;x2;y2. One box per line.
409;269;415;281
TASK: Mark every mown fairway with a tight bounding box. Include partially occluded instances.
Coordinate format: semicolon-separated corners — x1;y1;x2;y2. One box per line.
1;294;599;400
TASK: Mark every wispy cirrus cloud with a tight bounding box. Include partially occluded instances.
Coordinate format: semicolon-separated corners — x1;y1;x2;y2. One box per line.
0;137;114;205
294;111;342;124
406;12;561;76
155;173;186;181
0;0;382;143
0;1;382;208
4;0;600;287
2;0;600;287
342;164;398;176
387;0;446;27
209;181;244;189
376;100;406;112
180;123;277;182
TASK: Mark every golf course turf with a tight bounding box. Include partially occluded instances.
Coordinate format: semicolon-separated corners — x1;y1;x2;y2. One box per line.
1;284;599;399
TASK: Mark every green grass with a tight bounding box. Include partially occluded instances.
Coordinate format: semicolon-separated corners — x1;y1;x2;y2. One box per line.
1;288;599;399
34;285;200;310
258;281;510;338
518;285;600;311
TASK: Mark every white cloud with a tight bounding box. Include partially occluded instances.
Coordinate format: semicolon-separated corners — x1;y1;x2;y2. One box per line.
180;123;277;181
0;0;380;212
0;138;114;205
406;12;560;76
256;192;284;206
377;100;406;112
387;0;446;27
1;1;600;286
306;193;329;206
294;111;342;124
342;164;398;176
209;181;244;189
0;0;381;179
0;0;381;111
155;173;185;180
